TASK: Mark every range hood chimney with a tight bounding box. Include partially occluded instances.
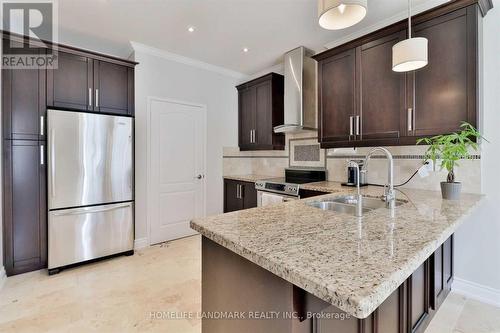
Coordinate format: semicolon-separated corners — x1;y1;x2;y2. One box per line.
274;46;318;133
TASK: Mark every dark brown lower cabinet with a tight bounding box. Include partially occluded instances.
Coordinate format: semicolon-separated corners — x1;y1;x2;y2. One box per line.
223;179;257;213
202;235;454;333
3;139;47;276
242;182;257;209
432;236;454;310
408;261;431;333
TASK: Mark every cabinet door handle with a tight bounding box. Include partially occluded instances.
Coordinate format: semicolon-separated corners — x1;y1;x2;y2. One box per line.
408;108;413;131
252;129;256;143
88;88;92;107
40;144;44;165
40;116;44;136
355;116;360;136
349;116;354;136
95;89;99;108
236;184;240;199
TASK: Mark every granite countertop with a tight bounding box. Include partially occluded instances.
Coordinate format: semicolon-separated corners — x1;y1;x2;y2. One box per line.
301;181;366;193
191;183;484;319
223;174;274;183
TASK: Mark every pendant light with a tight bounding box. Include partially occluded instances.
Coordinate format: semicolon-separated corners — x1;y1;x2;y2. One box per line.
318;0;367;30
392;0;428;72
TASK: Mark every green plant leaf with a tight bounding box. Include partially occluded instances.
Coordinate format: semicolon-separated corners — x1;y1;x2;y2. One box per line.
416;123;487;182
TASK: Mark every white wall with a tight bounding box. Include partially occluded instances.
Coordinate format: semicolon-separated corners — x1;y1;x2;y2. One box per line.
453;1;500;302
132;44;241;243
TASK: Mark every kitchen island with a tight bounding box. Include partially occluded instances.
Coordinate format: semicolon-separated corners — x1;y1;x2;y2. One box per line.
190;184;484;333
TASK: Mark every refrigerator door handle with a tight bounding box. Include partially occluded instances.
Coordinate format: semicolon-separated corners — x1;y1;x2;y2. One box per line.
50;128;56;198
51;202;132;216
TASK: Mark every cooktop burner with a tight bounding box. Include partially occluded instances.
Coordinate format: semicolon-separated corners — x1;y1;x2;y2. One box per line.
255;169;327;196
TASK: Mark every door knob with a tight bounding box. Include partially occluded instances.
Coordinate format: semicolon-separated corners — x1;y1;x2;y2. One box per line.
196;174;203;179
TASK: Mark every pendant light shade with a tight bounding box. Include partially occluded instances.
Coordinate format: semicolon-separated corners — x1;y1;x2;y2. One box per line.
392;0;428;72
392;37;428;72
318;0;367;30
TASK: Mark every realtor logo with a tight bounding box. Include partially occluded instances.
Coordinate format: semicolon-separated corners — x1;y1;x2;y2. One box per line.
1;0;58;69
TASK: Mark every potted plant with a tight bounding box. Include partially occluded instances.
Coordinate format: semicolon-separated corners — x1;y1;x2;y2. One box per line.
417;122;485;200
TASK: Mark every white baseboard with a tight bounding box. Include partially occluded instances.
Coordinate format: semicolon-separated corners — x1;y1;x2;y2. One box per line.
0;266;6;290
134;237;149;250
452;277;500;308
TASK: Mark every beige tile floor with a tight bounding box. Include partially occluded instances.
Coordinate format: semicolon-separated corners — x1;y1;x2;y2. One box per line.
0;235;499;333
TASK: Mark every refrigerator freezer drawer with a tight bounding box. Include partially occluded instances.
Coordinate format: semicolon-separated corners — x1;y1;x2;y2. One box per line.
48;202;134;269
47;110;133;210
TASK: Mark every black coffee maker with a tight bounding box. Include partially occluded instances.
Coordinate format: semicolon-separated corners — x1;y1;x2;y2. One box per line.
342;160;367;187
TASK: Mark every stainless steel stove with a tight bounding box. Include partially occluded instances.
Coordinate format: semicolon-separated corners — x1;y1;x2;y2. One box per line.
255;169;327;206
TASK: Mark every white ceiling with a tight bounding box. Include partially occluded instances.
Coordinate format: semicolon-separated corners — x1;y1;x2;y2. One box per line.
56;0;449;75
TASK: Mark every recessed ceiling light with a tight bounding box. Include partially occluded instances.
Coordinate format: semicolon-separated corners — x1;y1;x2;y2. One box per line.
187;26;195;33
242;48;249;53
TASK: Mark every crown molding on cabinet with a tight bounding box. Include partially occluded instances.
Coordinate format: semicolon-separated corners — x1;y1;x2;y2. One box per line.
321;0;494;50
323;0;450;50
242;63;285;84
130;41;246;80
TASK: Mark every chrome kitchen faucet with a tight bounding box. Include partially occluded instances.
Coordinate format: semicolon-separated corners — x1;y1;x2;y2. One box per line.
347;160;363;217
363;147;396;209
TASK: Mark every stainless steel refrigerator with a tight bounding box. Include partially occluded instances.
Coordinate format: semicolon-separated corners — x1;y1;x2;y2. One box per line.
47;110;134;273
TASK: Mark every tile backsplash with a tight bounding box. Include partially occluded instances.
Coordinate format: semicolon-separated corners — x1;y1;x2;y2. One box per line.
223;133;482;194
294;144;320;162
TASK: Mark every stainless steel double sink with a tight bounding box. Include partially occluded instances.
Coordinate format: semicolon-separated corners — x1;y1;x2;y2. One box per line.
306;195;404;216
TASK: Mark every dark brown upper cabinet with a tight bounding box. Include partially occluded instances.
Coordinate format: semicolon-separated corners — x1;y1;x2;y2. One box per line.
318;49;357;147
318;33;406;148
2;42;46;141
359;31;407;144
47;51;93;111
237;73;285;151
48;52;135;116
409;7;477;137
239;87;255;147
313;0;488;149
94;60;135;115
3;140;47;276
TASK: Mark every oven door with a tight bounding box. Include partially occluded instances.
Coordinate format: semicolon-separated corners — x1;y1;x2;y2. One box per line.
257;191;298;207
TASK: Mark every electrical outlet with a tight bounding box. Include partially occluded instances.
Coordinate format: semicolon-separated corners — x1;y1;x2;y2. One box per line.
418;164;430;178
425;160;434;172
418;160;435;178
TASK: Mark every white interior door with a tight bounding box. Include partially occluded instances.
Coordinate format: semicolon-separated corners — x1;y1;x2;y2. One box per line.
149;98;205;244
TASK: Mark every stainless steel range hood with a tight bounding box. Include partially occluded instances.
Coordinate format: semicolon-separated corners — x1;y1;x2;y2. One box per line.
274;46;318;133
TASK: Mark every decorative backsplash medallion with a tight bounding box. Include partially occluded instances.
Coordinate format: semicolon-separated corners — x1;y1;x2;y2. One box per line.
294;144;320;162
289;138;326;168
